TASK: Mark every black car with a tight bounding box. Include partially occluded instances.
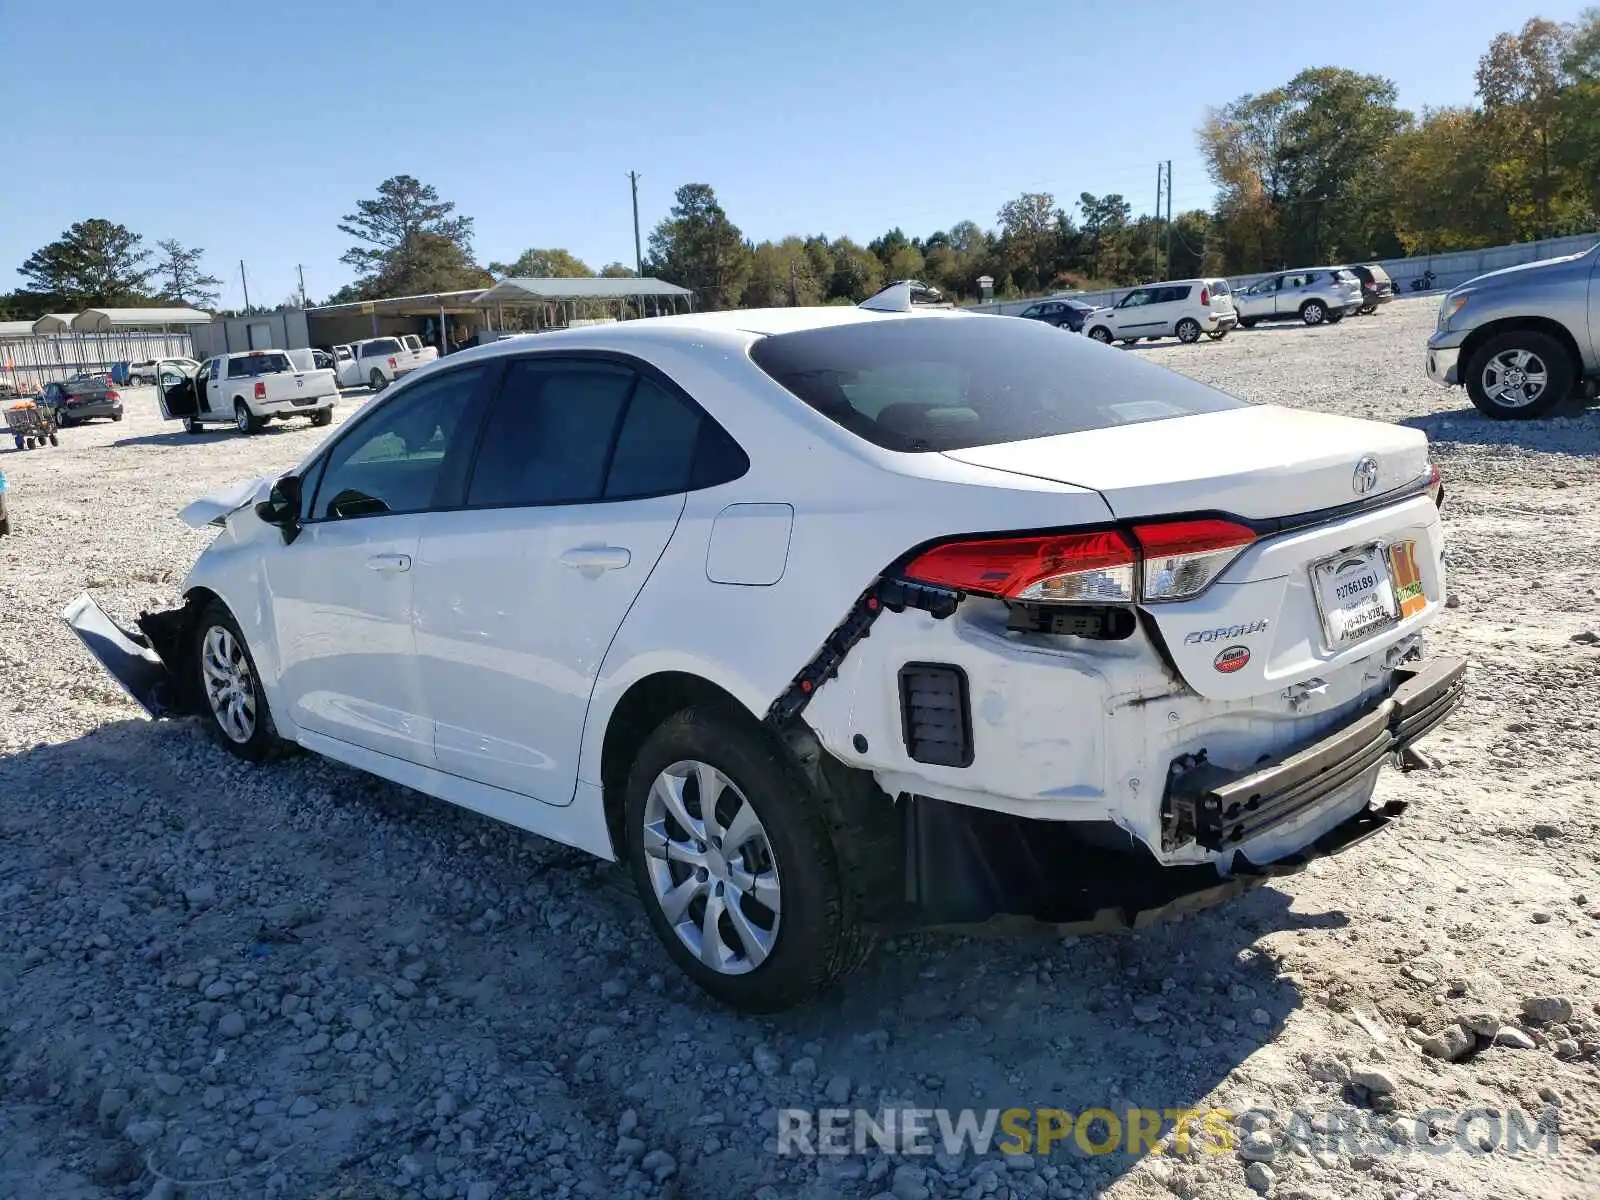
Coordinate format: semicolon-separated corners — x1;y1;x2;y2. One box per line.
1348;264;1395;313
1015;297;1096;333
41;377;124;425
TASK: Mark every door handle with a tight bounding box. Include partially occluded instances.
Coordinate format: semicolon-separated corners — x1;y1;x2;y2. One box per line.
366;553;412;573
559;546;631;572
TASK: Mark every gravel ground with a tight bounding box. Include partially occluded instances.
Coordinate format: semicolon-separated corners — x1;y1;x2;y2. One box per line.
1;297;1597;1200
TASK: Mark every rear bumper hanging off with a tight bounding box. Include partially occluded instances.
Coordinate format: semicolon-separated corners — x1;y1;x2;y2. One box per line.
1162;655;1467;852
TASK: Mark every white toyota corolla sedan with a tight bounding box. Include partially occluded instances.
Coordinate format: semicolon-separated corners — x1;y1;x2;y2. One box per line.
67;283;1463;1012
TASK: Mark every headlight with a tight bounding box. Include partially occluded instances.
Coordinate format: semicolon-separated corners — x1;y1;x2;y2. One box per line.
1438;294;1468;329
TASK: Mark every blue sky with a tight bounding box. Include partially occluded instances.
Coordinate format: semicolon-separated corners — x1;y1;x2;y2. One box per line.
0;0;1581;308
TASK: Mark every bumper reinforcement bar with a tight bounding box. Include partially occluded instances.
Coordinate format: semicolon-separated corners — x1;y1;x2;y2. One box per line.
1164;655;1466;852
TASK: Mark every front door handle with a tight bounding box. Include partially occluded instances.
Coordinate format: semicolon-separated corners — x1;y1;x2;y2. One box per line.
367;553;412;573
559;546;631;572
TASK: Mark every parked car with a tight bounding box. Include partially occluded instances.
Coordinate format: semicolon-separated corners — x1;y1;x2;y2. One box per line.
1348;264;1395;313
330;337;419;392
1235;268;1363;327
1425;240;1600;419
66;291;1460;1012
400;333;440;367
1082;279;1238;345
40;377;123;425
129;358;199;385
155;350;339;435
1015;297;1096;333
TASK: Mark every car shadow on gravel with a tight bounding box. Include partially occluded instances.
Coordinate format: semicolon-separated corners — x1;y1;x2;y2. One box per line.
1400;405;1600;453
0;721;1351;1198
105;426;308;449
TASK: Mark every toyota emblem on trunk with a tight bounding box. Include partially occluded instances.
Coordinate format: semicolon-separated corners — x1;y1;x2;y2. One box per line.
1353;456;1380;494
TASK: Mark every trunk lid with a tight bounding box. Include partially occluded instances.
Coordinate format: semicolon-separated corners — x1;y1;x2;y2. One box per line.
943;407;1442;699
941;406;1427;522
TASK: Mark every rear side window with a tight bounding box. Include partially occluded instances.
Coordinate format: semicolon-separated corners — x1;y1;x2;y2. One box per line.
227;353;290;378
1209;280;1231;296
605;379;703;499
1160;286;1191;303
748;316;1244;453
467;361;636;507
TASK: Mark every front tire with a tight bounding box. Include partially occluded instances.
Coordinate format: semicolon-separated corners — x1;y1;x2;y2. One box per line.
184;416;203;435
1088;326;1112;344
623;705;866;1013
1301;301;1326;325
194;601;289;763
1464;331;1575;420
1176;318;1201;344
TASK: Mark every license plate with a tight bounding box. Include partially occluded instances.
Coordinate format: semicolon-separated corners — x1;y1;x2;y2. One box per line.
1311;543;1399;650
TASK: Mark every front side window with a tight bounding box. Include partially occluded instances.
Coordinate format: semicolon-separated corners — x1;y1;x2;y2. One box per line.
1019;305;1042;318
1119;289;1153;308
749;316;1244;453
208;359;221;380
312;366;488;520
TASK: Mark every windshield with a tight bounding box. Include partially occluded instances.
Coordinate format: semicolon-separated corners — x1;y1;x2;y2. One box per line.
747;315;1245;453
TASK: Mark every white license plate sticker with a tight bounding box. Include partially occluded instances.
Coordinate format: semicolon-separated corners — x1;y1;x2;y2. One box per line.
1312;545;1398;650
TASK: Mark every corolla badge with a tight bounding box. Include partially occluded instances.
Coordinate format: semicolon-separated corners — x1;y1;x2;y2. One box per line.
1352;456;1380;495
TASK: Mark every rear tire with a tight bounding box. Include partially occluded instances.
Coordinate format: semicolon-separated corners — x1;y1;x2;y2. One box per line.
1239;317;1258;328
1088;326;1112;344
235;402;264;435
1463;331;1575;420
194;601;290;764
623;704;868;1013
369;369;386;392
1121;338;1140;346
111;412;123;422
1301;301;1326;325
1327;311;1344;324
1206;329;1228;341
48;434;59;446
1176;318;1201;344
310;406;334;428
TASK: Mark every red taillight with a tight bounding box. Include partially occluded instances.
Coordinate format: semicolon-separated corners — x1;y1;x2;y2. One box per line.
254;381;266;400
1426;463;1443;508
1200;287;1210;306
904;531;1138;603
902;518;1258;607
1131;519;1256;602
105;388;120;402
388;356;397;369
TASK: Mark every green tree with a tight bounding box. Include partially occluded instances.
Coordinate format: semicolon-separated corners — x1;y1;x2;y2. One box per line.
1077;194;1132;281
1383;107;1515;252
996;192;1061;293
823;237;883;302
17;219;154;307
599;262;637;277
487;248;594;277
646;184;750;309
338;175;483;297
152;239;222;308
743;237;826;307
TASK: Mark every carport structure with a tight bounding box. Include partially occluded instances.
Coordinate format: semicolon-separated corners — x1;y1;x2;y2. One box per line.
1;308;209;391
472;276;694;333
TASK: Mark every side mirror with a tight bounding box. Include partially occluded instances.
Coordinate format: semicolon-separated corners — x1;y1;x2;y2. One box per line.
254;474;303;544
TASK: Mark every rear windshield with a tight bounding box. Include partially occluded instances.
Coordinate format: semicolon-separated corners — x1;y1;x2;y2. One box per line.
64;379;108;395
227;353;291;378
1209;279;1231;296
747;316;1245;453
361;338;402;356
1365;265;1391;283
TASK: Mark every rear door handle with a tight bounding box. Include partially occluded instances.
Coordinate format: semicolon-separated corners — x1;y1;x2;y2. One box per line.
559;546;631;572
366;553;412;573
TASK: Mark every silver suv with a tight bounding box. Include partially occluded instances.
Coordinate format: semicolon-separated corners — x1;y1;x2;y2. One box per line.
1235;268;1363;327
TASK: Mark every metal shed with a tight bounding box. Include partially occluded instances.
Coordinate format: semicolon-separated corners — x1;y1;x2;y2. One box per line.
473;276;693;332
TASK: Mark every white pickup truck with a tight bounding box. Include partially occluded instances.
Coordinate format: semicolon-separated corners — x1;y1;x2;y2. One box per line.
155;350;339;435
330;334;438;392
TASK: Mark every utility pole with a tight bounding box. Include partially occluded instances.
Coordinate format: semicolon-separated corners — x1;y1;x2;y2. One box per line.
239;260;251;311
628;171;643;276
1165;159;1174;276
296;264;307;308
1154;163;1164;278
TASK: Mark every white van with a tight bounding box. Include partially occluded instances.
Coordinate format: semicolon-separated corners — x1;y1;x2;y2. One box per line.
1082;279;1238;345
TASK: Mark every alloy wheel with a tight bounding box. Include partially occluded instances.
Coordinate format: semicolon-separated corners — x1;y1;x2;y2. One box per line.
641;759;781;975
200;625;257;744
1481;348;1548;409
